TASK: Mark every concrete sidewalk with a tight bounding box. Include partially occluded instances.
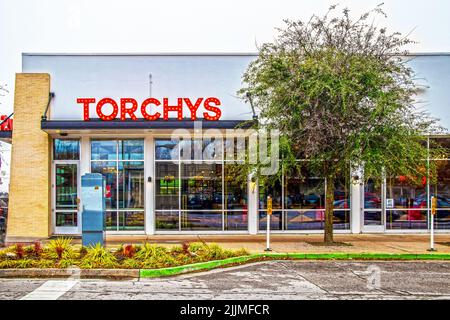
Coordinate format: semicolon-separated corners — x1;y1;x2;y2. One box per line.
102;234;450;255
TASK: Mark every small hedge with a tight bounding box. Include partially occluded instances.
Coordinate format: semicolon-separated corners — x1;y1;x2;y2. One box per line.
0;238;249;269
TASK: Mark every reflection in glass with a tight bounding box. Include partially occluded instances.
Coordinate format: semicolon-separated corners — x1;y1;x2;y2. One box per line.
118;162;144;209
120;140;144;160
181;163;222;210
284;170;324;209
181;211;222;230
431;160;450;229
385;175;427;229
224;164;247;210
55;164;77;210
224;211;248;230
155;211;179;230
363;178;382;226
91;161;117;209
91;139;145;232
155;162;179;210
258;211;283;230
91;140;117;160
118;211;144;231
53;139;80;160
155;139;179;160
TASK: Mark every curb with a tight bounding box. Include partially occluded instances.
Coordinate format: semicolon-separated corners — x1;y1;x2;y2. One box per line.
1;253;449;279
0;268;139;279
139;252;450;278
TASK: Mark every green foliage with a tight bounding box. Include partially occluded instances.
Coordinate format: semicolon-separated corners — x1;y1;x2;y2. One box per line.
0;242;249;270
236;4;449;242
134;243;168;261
44;238;75;260
80;243;117;269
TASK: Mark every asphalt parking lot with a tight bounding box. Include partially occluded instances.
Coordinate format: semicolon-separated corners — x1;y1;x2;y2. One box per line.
1;260;449;300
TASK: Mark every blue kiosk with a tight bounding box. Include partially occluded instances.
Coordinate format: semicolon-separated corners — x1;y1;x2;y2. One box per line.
81;173;105;247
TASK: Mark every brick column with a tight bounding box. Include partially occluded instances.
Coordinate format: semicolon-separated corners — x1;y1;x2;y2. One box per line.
6;73;51;242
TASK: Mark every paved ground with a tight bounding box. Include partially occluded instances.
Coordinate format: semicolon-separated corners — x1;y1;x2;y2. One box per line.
1;260;450;300
102;234;450;254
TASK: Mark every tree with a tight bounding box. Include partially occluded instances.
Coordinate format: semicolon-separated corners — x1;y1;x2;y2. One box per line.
237;4;446;243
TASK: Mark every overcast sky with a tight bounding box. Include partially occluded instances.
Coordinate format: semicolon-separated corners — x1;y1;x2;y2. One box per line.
1;0;450;189
2;0;450;113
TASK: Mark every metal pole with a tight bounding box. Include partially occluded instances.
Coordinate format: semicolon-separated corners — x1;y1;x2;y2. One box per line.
265;195;272;251
429;195;436;251
266;213;271;251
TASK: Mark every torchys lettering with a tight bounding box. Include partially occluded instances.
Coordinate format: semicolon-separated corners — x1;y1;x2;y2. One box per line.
77;97;222;121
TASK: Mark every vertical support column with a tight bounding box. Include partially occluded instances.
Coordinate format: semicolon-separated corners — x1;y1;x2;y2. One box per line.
248;175;258;235
350;167;363;234
6;73;51;242
80;136;90;176
145;136;155;235
79;136;91;233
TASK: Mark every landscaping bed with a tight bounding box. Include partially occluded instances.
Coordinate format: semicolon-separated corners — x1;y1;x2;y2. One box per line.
0;238;248;269
1;239;450;279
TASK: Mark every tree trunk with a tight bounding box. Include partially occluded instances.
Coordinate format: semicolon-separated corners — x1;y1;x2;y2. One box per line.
324;175;335;244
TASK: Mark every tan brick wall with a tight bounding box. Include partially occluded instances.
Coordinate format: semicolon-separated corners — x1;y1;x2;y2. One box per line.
6;73;51;241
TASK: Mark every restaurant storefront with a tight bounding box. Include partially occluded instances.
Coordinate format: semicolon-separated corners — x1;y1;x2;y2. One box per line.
4;53;450;241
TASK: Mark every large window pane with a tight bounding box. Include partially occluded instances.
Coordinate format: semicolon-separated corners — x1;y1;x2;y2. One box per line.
155;139;179;160
155;162;179;210
258;211;283;230
91;140;117;160
181;163;222;210
364;178;382;225
284;170;324;210
386;175;427;229
118;211;144;231
91;161;117;209
259;181;282;209
224;211;248;230
224;164;247;210
120;140;144;160
55;164;77;210
155;211;179;230
181;211;222;230
53;139;80;160
118;161;144;209
431;160;450;229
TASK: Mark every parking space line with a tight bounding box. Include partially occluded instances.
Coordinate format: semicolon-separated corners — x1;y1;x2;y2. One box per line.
20;280;78;300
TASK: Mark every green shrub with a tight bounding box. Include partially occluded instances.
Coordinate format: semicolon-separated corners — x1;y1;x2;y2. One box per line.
15;259;36;268
121;258;142;269
35;260;55;269
134;243;168;261
80;244;117;268
44;238;75;260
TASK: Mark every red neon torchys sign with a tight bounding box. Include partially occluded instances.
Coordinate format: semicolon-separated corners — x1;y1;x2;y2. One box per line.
77;97;222;121
0;115;13;131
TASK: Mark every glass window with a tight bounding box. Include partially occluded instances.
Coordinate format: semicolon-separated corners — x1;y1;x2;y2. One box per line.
364;178;382;226
120;140;144;160
91;161;117;210
284;170;324;210
155;139;179;160
91;140;117;161
91;139;145;231
224;164;247;210
155;162;179;210
181;163;222;211
155;137;248;232
53;139;80;160
431;160;450;229
118;161;144;209
386;175;427;230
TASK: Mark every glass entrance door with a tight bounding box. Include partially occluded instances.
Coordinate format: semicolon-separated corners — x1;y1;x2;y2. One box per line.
54;162;80;234
362;178;385;232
